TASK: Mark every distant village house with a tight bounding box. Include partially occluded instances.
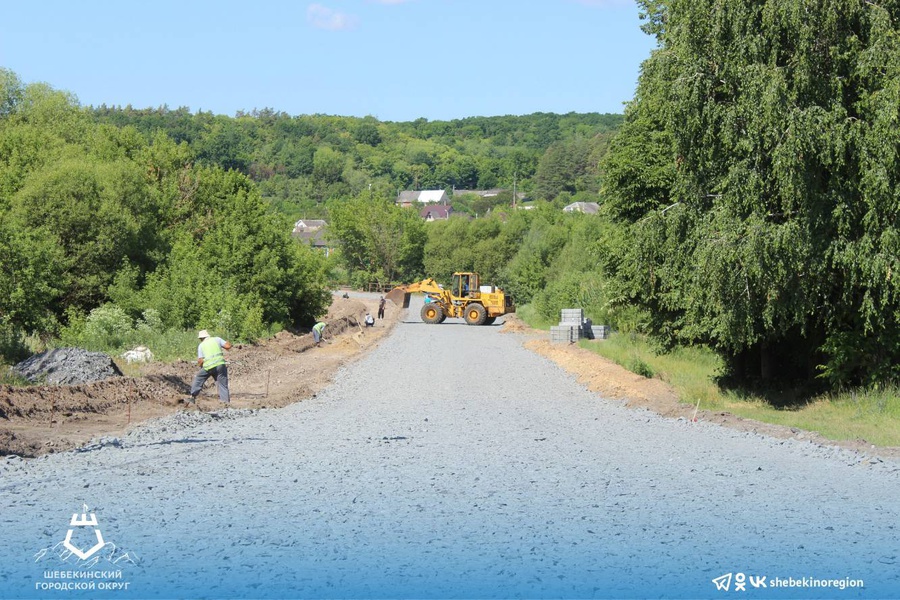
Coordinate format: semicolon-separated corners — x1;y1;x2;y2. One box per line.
420;204;452;221
292;219;331;256
452;188;528;204
562;201;600;215
396;190;449;208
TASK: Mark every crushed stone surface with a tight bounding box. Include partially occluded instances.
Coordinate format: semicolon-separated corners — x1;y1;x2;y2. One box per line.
0;297;897;598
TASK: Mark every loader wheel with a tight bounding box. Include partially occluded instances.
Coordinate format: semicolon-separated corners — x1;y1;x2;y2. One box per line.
483;317;496;326
421;303;444;324
438;313;447;323
464;303;487;326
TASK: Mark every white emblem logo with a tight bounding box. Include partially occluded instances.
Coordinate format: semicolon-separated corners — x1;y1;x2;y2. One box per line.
62;504;106;560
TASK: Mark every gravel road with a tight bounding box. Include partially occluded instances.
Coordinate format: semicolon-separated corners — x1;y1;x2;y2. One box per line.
1;295;898;599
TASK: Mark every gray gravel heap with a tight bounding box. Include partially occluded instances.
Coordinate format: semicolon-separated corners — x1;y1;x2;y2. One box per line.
13;347;123;385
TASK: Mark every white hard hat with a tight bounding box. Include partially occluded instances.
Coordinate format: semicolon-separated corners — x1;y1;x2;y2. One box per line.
198;329;210;339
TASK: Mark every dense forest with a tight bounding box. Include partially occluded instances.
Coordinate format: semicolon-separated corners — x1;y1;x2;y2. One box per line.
91;105;622;220
2;0;899;394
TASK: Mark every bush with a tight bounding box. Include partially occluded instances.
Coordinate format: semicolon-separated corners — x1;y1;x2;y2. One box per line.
204;294;268;342
81;304;134;349
626;355;655;379
0;323;29;365
55;303;202;362
135;308;164;335
533;271;609;324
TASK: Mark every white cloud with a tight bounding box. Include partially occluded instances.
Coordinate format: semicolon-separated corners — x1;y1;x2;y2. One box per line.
307;4;359;31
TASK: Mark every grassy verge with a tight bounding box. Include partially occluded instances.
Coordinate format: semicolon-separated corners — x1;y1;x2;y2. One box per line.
0;365;32;386
519;305;900;446
582;334;900;446
515;304;558;330
41;328;201;366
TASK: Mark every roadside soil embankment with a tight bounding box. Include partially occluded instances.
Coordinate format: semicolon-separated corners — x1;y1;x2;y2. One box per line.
0;293;398;457
502;315;900;460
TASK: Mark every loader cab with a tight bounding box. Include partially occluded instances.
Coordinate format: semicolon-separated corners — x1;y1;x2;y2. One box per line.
452;272;479;298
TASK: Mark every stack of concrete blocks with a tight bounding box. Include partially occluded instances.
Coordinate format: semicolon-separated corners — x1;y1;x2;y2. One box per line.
550;308;610;343
586;323;610;340
550;309;584;343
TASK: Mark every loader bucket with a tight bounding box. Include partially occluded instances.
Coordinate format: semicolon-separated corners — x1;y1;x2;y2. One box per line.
385;288;411;308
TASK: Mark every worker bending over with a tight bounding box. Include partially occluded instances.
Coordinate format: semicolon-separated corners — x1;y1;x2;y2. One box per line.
186;329;232;405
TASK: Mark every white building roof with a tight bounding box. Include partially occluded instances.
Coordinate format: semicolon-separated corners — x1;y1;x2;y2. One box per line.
417;190;447;204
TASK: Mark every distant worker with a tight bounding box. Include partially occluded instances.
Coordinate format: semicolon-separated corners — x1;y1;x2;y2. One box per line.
377;296;386;319
186;330;231;405
312;321;326;345
365;313;375;327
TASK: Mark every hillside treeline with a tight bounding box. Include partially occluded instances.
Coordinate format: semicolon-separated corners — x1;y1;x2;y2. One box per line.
91;105;622;218
0;68;331;361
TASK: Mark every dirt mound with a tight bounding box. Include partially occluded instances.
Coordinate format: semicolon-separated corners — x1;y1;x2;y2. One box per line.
324;298;370;333
524;339;678;410
13;348;123;385
248;299;369;356
0;377;182;456
499;314;529;333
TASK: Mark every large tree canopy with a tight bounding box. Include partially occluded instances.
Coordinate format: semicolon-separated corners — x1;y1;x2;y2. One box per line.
0;71;331;348
603;0;900;386
327;192;427;287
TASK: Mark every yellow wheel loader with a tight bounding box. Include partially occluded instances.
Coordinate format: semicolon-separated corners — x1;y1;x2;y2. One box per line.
385;272;515;326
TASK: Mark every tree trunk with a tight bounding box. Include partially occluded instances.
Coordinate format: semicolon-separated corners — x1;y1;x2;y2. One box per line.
760;341;773;381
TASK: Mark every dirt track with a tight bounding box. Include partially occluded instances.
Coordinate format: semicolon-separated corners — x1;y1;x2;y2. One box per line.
0;294;399;457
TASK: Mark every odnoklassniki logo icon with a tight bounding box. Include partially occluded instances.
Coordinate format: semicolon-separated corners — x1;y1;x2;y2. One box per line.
62;504;106;560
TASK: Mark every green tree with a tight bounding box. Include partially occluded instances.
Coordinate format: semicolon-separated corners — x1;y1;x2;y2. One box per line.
0;220;64;334
312;146;345;186
130;168;331;334
9;157;154;312
423;217;477;282
354;119;382;146
500;213;569;304
603;0;900;387
195;118;249;172
533;137;604;201
328;192;426;285
0;68;24;117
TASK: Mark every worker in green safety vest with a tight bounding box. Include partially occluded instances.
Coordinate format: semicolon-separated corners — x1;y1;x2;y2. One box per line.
185;329;232;405
312;321;326;345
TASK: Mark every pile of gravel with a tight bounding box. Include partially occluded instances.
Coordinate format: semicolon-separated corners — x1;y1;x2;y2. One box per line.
13;347;123;385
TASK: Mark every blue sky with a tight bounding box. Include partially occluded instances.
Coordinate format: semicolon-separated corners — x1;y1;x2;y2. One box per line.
0;0;657;121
